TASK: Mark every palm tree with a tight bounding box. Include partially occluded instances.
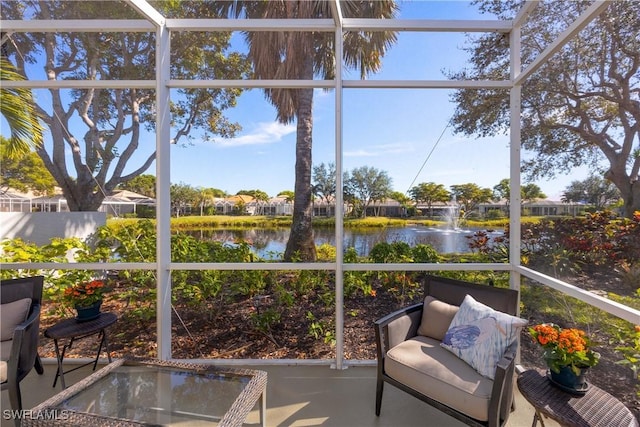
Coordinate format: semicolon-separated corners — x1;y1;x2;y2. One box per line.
0;56;43;159
221;1;398;261
196;188;217;216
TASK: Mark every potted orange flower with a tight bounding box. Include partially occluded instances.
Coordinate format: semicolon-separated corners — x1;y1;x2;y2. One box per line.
529;323;600;392
63;279;108;321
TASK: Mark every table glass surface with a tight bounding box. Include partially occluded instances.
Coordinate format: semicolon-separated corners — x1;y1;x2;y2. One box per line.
57;364;252;425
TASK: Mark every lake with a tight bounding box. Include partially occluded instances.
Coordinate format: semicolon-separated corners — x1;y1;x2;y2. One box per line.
183;225;504;259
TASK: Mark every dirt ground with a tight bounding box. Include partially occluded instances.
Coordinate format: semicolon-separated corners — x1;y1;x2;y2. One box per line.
38;271;639;420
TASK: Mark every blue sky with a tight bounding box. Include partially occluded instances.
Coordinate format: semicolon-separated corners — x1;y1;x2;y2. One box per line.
6;1;592;200
167;1;591;200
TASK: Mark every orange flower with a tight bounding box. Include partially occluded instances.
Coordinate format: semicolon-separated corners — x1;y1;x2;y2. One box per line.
529;323;599;373
532;324;558;346
557;328;587;353
62;279;107;308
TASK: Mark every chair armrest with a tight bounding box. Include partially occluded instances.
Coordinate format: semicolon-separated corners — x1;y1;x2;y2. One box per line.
487;340;518;427
374;303;423;363
8;304;41;382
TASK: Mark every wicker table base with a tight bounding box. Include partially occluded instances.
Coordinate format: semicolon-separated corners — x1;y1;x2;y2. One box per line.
517;369;639;427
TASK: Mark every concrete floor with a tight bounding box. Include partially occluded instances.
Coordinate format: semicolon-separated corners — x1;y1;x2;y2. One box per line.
1;359;559;427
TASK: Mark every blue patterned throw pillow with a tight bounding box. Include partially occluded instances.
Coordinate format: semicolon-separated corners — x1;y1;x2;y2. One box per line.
441;294;527;379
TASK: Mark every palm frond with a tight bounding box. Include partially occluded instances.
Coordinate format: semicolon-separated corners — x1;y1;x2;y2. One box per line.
0;56;44;158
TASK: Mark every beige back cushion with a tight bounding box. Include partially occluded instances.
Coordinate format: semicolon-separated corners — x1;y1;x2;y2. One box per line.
417;296;459;341
1;298;32;341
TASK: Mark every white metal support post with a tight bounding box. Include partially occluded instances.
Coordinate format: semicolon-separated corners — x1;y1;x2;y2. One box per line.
331;0;346;370
125;0;172;360
155;23;172;360
509;23;522;292
507;1;538;292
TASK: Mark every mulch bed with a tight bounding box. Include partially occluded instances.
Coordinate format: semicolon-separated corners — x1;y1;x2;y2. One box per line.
37;271;639;420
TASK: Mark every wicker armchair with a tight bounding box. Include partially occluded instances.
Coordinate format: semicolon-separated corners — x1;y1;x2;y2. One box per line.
1;276;45;421
374;275;520;427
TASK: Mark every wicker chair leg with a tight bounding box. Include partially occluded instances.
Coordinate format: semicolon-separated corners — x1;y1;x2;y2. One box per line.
35;354;44;375
375;376;384;415
5;386;23;427
7;381;22;418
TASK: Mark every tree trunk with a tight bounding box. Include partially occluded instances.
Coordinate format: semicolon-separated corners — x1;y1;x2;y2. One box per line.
605;167;640;219
62;191;103;212
284;63;316;262
623;181;640;219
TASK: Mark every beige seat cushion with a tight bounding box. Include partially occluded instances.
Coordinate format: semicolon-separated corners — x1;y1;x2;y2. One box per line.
417;296;459;340
1;298;32;341
386;335;493;422
0;340;12;362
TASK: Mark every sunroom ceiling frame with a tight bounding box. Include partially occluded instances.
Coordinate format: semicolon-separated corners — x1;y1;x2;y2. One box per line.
514;0;609;85
127;0;166;26
1;79;512;90
0;19;155;32
0;18;514;33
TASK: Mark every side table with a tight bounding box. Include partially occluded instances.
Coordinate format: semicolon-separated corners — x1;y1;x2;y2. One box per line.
44;312;117;389
517;368;639;427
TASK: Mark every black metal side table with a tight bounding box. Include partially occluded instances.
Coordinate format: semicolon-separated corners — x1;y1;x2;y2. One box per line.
517;368;639;427
44;312;117;389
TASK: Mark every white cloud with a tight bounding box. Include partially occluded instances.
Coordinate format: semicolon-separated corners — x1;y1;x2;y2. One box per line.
378;143;415;154
217;122;295;147
345;149;378;157
344;142;414;157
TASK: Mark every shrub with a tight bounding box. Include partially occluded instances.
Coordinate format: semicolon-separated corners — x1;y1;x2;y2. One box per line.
478;211;640;274
486;209;506;219
412;244;441;263
316;243;337;261
369;241;413;263
616;261;640;290
614;324;640;397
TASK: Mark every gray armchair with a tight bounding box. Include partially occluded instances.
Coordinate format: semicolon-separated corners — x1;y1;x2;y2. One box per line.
374;275;521;427
1;276;45;419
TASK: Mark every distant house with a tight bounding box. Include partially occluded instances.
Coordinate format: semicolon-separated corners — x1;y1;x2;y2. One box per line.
210;195;294;216
265;196;294;216
1;188;587;219
213;197;236;215
0;189;33;212
313;197;337;217
0;189;66;213
523;199;585;216
102;190;155;216
478;199;585;217
0;188;155;216
364;198;406;217
226;194;256;215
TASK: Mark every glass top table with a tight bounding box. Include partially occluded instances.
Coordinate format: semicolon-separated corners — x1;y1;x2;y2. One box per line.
24;359;267;427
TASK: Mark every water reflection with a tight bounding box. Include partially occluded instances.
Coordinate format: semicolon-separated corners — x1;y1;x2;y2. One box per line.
181;225;504;259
